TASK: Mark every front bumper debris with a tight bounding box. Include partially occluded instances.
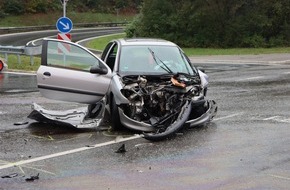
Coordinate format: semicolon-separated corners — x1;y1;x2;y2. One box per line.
142;100;217;141
186;100;217;127
28;99;217;141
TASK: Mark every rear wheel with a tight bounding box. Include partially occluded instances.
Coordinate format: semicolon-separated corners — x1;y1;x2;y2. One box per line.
110;96;123;130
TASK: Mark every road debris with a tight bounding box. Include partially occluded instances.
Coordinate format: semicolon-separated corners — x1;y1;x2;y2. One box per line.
25;173;39;182
1;173;18;178
28;102;105;129
14;121;29;126
115;144;126;153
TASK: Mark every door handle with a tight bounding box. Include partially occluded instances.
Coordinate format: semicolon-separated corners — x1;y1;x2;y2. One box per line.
43;72;51;77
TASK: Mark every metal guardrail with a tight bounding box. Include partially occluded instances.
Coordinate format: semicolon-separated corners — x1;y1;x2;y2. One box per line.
0;22;128;65
0;22;128;66
0;45;42;65
0;21;128;34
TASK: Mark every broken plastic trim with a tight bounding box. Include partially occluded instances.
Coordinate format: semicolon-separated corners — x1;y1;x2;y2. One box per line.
186;100;217;127
143;100;192;141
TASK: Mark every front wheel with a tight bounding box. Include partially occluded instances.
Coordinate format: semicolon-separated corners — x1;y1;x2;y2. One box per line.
110;96;123;130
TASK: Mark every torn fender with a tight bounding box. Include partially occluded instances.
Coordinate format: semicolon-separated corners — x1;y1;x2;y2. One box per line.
186;100;217;127
28;102;105;128
143;100;192;141
143;99;217;141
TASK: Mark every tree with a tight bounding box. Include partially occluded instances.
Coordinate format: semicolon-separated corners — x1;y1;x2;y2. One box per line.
2;0;25;15
0;0;143;15
126;0;290;47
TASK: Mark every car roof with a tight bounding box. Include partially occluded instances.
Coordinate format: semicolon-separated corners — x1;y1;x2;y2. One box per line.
115;38;177;47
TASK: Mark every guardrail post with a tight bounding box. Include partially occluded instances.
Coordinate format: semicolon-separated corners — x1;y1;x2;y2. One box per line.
5;53;8;64
17;54;21;64
30;55;34;65
25;45;42;65
0;45;42;66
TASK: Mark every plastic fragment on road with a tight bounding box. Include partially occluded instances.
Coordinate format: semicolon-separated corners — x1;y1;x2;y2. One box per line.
1;173;18;178
115;144;126;153
14;121;29;126
25;173;39;182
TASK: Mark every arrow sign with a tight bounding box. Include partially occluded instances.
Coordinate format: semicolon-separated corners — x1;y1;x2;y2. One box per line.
56;17;73;33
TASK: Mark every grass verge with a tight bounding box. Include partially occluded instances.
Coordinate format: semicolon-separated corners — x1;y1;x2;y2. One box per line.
1;55;40;71
4;34;290;72
87;34;290;56
87;33;126;51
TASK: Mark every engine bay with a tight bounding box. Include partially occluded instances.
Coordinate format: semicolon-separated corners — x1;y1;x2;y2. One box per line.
120;74;202;130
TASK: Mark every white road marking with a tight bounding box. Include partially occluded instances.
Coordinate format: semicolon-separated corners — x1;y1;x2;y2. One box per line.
214;113;243;121
263;116;290;123
263;116;280;121
269;174;290;181
237;76;264;81
2;71;36;76
0;134;142;171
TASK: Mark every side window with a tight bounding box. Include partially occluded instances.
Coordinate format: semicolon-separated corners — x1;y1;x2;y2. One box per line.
46;41;100;72
102;42;118;71
101;42;114;60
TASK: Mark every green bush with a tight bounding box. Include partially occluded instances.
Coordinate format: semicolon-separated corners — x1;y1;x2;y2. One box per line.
3;0;24;15
241;35;266;48
268;36;286;47
126;0;290;48
0;12;6;18
125;14;143;37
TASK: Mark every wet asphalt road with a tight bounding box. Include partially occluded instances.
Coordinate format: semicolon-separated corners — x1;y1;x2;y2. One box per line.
0;62;290;190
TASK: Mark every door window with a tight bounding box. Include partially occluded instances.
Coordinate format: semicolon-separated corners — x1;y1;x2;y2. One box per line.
101;42;118;71
47;41;100;72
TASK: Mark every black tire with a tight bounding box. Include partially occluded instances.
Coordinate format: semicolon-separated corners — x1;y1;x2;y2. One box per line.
110;96;123;130
87;104;102;118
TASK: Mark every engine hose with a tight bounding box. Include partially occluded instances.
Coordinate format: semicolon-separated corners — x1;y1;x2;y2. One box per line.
143;100;192;141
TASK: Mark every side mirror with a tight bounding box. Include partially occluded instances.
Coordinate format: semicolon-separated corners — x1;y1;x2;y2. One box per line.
90;66;108;75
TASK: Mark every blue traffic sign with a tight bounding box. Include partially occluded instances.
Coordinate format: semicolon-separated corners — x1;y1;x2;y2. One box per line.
56;17;73;33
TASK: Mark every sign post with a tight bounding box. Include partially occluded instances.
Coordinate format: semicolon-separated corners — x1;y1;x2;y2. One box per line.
60;0;68;17
56;0;73;36
57;0;72;59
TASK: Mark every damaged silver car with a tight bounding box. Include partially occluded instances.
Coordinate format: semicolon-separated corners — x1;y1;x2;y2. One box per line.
29;38;217;141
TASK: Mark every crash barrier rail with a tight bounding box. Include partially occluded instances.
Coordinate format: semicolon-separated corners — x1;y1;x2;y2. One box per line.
0;45;42;65
0;21;128;34
0;22;128;66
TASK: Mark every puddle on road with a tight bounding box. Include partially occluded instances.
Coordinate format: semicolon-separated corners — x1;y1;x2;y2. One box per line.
0;72;37;94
